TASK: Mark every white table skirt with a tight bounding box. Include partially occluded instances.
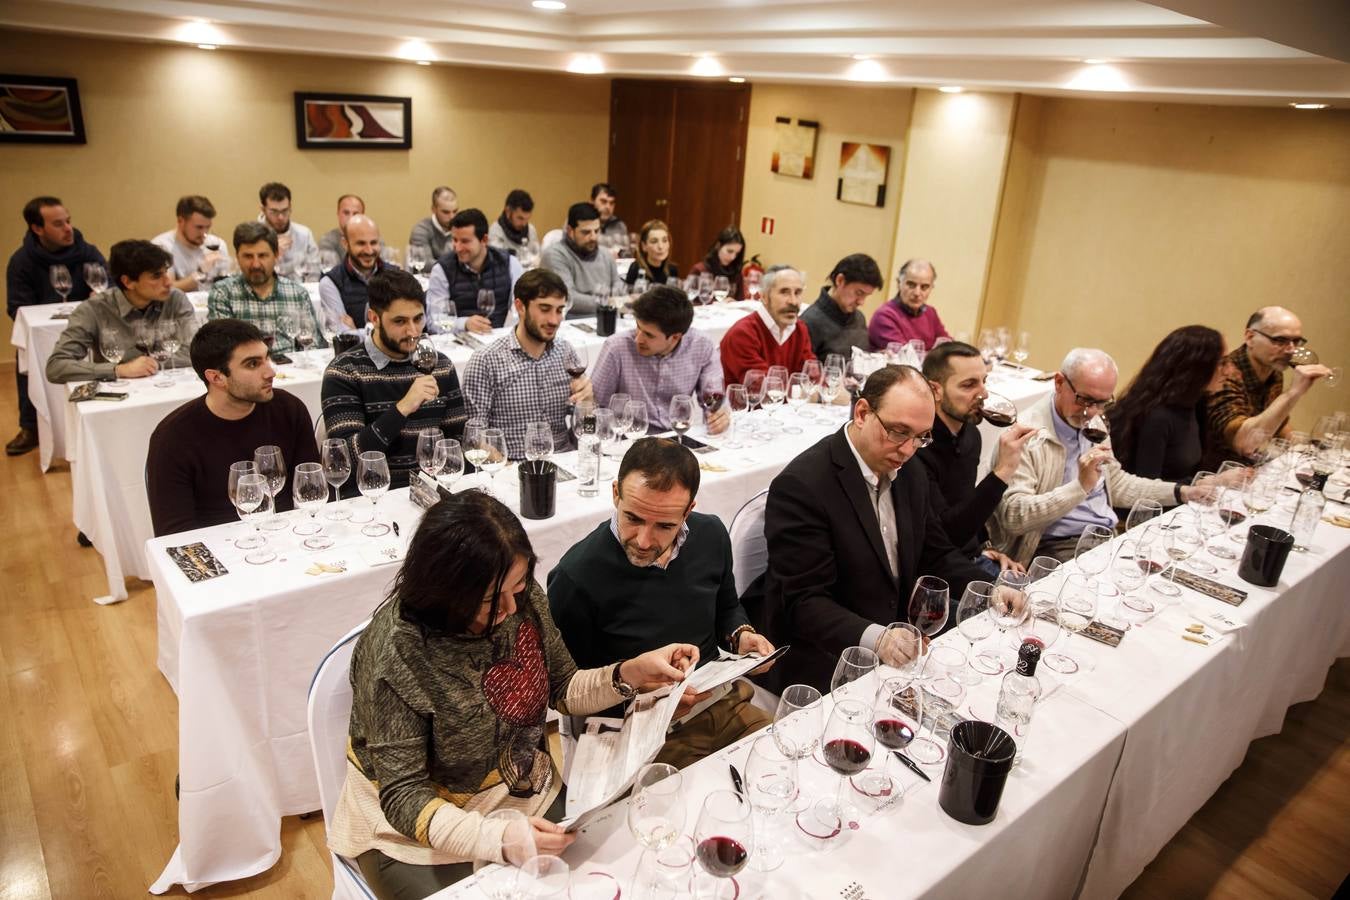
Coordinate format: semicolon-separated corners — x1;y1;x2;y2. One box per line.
72;307;750;604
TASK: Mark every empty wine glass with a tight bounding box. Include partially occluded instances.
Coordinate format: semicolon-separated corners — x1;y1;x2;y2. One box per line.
1015;587;1063;655
829;645;879;702
234;473;276;565
876;621;925;681
1155;513;1200;598
1184;472;1221;574
1011;331;1031;366
744;734;798;870
477;288;497;321
955;580;999;680
100;331;128;386
1125;498;1163;532
480;428;508;496
434;438;464;492
991;570;1032;663
668;394;694;447
1073;524;1115;584
321;438;353;520
473;810;534;900
608;393;632;443
292;462;332;548
228;461;264;549
922;644;967;702
627;763;685;852
517;855;570;899
356;450;391;536
743;368;766;417
50;264;73;311
83;262;109;295
1106;537;1149;627
711;275;732;303
1027;555;1060;583
820;364;844;409
772;684;823;777
784;373;810;435
693;791;752;899
415;427;442;482
625;400;648;442
253;445;289;531
1044;573;1096;675
724;384;749;448
525;421;554;462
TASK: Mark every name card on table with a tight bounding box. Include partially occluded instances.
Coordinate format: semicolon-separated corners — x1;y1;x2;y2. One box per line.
166;542;229;582
1162;567;1248;606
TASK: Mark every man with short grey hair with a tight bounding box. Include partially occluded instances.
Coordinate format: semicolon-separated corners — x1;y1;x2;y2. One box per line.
868;258;950;351
408;186;459;262
718;263;815;386
992;347;1196;564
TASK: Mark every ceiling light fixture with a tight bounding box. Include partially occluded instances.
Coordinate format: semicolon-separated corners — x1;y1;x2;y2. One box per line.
1290;102;1329;109
691;56;725;78
1066;64;1129;92
176;20;225;47
416;60;431;66
1082;58;1107;65
532;1;567;9
197;43;218;50
939;85;964;93
846;59;887;83
566;53;604;75
852;54;871;61
729;77;746;84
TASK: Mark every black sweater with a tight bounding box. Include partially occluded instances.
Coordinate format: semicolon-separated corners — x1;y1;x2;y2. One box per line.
1120;403;1203;482
912;415;1007;558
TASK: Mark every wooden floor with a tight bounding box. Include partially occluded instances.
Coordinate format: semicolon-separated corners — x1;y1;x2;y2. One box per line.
0;364;1346;900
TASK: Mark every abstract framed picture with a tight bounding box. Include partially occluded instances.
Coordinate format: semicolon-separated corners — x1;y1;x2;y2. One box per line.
837;142;891;207
771;116;818;179
295;92;412;150
0;75;86;144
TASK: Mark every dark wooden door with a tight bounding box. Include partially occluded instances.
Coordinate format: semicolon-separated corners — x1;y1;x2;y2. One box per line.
608;80;750;274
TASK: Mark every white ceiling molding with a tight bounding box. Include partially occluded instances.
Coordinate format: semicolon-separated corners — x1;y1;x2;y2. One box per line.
2;0;1347;106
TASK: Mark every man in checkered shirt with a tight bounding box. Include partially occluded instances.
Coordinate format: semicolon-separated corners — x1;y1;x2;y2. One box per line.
462;268;593;459
207;221;326;354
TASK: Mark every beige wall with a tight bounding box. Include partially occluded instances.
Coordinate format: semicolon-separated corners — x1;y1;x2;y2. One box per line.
0;29;610;356
739;82;912;295
983;97;1350;429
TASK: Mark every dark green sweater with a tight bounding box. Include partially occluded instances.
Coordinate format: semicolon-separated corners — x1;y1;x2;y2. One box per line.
547;512;749;672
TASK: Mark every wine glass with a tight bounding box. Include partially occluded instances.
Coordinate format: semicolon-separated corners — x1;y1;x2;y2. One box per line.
415;427;442;482
821;364;844;410
321;438;353;520
1184;471;1221;574
83;262;109;295
1240;473;1279;533
784;373;810;435
525;421;554;462
711;275;731;303
464;419;489;487
693;791;752;899
434;438;464;492
1106;537;1150;626
50;264;73;311
1155;511;1201;598
829;645;878;702
292;462;332;548
884;341;904;365
1125;498;1164;532
625;400;648;442
1011;331;1031;366
608;393;632;444
1073;524;1115;584
476;288;497;322
100;332;128;386
772;684;823;777
356;450;391;536
1015;587;1063;657
1207;483;1247;561
955;580;999;681
991;570;1032;663
743;733;798;870
863;676;920;802
907;575;950;641
473;809;535;900
979;391;1018;429
1080;411;1109;446
253;445;289;531
699;382;726;434
404;245;429;276
1027;555;1060;583
806;700;873;840
1044;573;1096;675
150;326;174;388
517;855;570;899
743;369;766;417
876;621;925;682
724;384;748;448
760;372;786;431
234;473;277;565
380;246;403;269
627;763;685;852
668;394;694;447
634;836;695;899
159;328;183;382
480;428;508;496
922;644;967;703
412;337;438;375
228;461;264;549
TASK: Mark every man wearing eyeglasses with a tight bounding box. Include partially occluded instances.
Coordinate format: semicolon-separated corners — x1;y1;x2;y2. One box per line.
747;364;987;695
1202;307;1332;469
991;348;1190;565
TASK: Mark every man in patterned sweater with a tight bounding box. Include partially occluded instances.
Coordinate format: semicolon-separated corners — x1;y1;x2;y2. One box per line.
321;268;466;491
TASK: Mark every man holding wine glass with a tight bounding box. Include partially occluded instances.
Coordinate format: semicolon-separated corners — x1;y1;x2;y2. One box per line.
992;348;1193;565
46;240;196;385
425;208;523;334
206;222;327;354
146;318;318;536
322;270;467;491
589;285;730;435
152;195;227;292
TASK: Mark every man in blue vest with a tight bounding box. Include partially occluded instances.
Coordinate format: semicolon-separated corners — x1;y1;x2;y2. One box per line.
425;208;522;336
317;214;395;336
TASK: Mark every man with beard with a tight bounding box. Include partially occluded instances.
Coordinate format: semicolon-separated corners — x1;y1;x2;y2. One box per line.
207;222;326;354
318;214;396;335
1202;306;1332;468
47;240;197;384
548;437;774;769
426;208;523;334
462;268;593;459
322;270;467;491
487;188;540;268
915;342;1037;578
152;195;227;292
799;253;883;359
718;263;816;386
867;258;950;351
146;318;319;536
538;201;622;317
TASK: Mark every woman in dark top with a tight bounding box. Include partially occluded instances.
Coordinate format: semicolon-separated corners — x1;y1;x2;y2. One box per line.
624;219;679;287
1110;325;1225;481
686;226;746;299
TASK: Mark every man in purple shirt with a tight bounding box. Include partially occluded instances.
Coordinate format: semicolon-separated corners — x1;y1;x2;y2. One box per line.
867;258;951;351
590;285;729;434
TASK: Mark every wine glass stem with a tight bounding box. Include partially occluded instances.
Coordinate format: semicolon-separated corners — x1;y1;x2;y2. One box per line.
834;772;847;811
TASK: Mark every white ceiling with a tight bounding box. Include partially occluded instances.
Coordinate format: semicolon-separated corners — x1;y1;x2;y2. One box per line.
3;0;1347;106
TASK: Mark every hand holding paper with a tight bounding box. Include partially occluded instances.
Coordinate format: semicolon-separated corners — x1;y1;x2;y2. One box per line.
621;643;700;691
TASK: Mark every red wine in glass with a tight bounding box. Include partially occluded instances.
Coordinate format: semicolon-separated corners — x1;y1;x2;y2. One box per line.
565;364;587;379
699;390;724;414
873;719;915;750
1135;559;1165;576
982;410;1015;427
822;738;871;776
1081;426;1109;444
1219;509;1246;528
295;333;315;352
696;836;748;878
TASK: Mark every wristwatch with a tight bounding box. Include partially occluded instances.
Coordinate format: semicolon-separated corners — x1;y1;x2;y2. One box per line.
611;660;637;699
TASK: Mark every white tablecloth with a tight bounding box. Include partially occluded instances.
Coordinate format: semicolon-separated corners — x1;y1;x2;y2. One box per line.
71;306;751;604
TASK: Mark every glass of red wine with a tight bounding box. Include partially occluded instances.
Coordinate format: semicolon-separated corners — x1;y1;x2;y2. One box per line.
1080;411;1109;446
412;338;438;376
855;676;917;809
693;790;752;900
803;698;874;840
699;382;725;434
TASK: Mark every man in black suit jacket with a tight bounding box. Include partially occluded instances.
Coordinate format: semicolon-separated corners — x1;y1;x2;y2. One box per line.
749;364;988;695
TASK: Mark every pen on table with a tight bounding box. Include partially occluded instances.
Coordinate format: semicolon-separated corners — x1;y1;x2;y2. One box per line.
729;764;745;797
893;751;931;783
392;521;400;537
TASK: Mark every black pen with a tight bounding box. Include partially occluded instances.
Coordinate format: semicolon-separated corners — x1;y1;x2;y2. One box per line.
893;751;931;783
729;764;745;797
392;521;400;537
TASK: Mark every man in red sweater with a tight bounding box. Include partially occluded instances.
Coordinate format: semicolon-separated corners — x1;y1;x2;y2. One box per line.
719;263;816;386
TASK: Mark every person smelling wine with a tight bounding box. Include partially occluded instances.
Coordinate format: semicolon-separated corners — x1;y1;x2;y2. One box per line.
321;269;467;492
914;342;1038;578
991;348;1197;565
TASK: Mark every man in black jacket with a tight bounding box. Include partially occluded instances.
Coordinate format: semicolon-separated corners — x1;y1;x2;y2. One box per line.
749;364;987;695
5;196;107;455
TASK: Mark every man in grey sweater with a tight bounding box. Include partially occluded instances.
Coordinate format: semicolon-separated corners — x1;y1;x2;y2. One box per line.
539;201;622;318
407;186;458;262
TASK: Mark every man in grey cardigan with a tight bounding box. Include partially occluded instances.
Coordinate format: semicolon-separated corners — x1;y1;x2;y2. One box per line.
539;201;622;318
991;347;1197;564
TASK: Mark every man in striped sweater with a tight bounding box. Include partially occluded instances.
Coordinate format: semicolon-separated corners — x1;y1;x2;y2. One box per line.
321;269;466;492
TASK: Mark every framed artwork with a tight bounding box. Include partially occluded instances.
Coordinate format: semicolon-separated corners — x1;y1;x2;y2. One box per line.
0;74;86;144
837;142;891;207
294;92;412;149
771;116;818;179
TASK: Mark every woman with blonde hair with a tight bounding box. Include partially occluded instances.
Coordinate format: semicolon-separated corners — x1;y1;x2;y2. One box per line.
624;218;679;287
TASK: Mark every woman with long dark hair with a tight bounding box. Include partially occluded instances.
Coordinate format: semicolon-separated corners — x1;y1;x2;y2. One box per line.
687;225;746;298
1110;324;1226;481
624;218;679;286
330;491;696;898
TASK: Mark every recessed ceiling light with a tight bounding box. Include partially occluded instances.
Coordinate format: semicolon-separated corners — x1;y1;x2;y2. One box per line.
1290;102;1329;109
691;56;725;77
939;85;963;93
197;43;217;50
566;53;604;74
416;60;431;65
729;77;746;83
1083;58;1107;65
852;54;871;61
846;59;887;82
532;0;566;9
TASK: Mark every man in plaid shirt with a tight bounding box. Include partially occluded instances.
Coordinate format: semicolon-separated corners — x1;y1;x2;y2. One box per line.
462;269;592;459
207;221;326;354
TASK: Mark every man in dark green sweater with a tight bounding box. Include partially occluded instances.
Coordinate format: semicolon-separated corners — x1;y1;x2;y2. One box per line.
548;437;775;768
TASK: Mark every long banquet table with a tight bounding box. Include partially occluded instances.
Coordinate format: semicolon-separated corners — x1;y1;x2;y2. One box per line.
144;372;1059;893
71;304;754;604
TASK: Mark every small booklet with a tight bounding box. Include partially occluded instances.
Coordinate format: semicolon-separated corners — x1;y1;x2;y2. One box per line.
1080;619;1126;647
1162;567;1248;607
166;542;229;582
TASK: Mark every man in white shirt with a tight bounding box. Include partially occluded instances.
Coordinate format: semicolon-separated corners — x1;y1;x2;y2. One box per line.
258;182;317;279
407;186;458;263
152;195;227;292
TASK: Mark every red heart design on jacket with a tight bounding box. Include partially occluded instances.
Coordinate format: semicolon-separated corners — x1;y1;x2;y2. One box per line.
482;619;549;727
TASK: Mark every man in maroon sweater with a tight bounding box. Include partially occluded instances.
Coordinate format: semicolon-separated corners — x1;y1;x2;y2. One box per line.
147;318;319;536
719;263;816;386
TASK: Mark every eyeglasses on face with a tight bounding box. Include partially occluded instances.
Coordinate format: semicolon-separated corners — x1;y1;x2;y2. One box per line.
871;411;933;448
1060;373;1114;411
1250;329;1307;349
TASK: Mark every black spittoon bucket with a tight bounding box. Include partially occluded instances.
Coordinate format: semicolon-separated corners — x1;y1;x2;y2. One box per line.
939;720;1016;825
518;460;557;519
